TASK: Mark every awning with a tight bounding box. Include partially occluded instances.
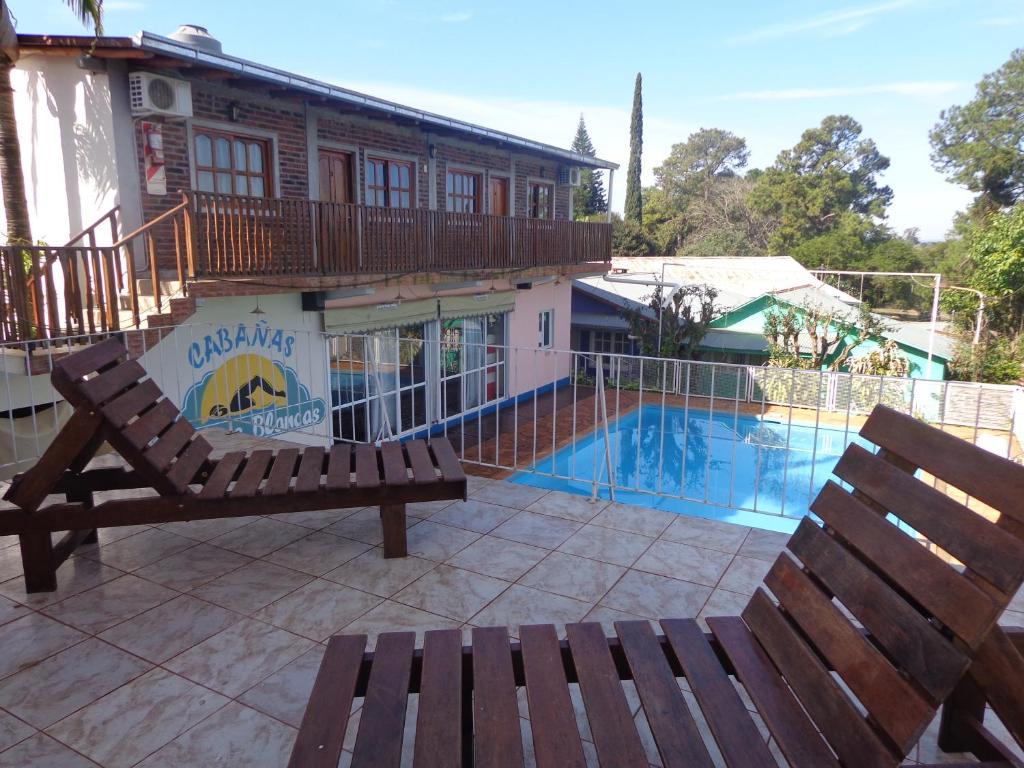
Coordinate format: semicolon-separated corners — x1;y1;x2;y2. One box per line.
439;291;516;320
324;298;438;334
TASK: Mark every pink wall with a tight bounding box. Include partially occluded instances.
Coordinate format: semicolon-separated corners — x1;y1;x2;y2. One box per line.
507;280;573;396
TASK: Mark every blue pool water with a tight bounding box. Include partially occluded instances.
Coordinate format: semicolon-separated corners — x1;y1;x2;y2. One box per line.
511;405;869;533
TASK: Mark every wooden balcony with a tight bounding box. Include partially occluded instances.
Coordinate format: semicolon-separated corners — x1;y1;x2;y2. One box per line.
184;191;612;279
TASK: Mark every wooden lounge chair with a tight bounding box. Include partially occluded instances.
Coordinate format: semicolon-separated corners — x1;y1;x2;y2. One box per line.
289;405;1024;767
0;337;466;592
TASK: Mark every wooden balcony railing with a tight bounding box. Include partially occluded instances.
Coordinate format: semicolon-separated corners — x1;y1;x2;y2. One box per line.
185;190;612;278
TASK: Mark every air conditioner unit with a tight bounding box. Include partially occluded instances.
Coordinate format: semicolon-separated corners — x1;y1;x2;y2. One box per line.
558;166;583;186
568;167;582;186
129;72;193;119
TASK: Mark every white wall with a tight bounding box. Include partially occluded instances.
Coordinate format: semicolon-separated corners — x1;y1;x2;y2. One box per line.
507;280;573;396
0;55;119;245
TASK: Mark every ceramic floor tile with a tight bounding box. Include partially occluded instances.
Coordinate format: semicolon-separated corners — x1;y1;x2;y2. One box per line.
738;529;791;563
428;499;519;533
406;520;481;561
717;556;772;596
340;600;461;650
581;605;654;636
660;516;750;554
0;558;124;609
324;507;418;547
491;511;582;549
446;535;549;581
159;515;261;542
164;617;315;697
263;531;372;576
557;524;654;567
254;579;382;641
0;708;34;752
0;547;24;584
470;481;547;510
600;570;712;620
633;539;734;588
590;503;675;538
42;575;177;634
80;528;196;573
0;596;28;628
0;638;150;729
406;499;454;518
0;733;99;768
470;584;591;635
0;613;87;680
394;565;509;622
190;560;312;614
520;551;625;603
697;588;751;631
133;543;252;591
266;507;360;530
465;474;493;494
70;525;153;556
238;645;326;728
323;549;436;598
45;668;229;768
135;702;295;768
99;595;240;664
208;518;310;558
525;490;609;523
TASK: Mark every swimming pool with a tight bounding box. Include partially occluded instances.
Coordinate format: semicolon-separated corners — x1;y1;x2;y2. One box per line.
510;405;868;533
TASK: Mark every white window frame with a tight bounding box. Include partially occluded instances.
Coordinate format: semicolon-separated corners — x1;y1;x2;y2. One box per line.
538;309;554;349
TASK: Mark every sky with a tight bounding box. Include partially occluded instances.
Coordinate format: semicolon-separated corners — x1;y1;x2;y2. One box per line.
10;0;1024;241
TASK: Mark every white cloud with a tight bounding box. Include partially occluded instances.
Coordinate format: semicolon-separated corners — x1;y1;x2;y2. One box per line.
728;0;918;44
440;11;472;23
722;81;963;101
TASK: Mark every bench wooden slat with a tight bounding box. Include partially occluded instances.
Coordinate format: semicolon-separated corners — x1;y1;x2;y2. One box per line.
199;452;246;499
614;620;713;768
860;404;1024;528
707;616;839;768
295;447;325;493
102;379;161;428
413;629;463;768
80;360;146;406
811;481;1000;648
263;448;299;496
355;444;381;489
325;444;351;490
472;626;525;768
52;336;125;382
660;618;777;768
430;439;465;484
121;399;178;451
743;589;898;767
379;441;409;487
788;518;968;702
351;631;416;768
405;440;438;485
287;634;366;768
764;554;934;753
142;418;196;473
835;444;1024;595
229;449;273;498
165;436;212;492
565;622;648;768
519;623;588;768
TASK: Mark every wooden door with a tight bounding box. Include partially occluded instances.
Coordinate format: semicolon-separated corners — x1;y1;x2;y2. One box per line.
318;150;353;204
489;176;509;216
318;150;355;271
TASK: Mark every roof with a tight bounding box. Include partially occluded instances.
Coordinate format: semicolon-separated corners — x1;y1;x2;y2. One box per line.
886;321;957;361
16;33;617;171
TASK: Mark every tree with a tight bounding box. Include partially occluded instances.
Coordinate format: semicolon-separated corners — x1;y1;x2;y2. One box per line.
750;115;892;254
0;0;103;245
570;115;607;218
931;49;1024;212
847;340;910;377
654;128;749;201
962;202;1024;339
624;73;643;224
622;284;719;359
763;298;891;371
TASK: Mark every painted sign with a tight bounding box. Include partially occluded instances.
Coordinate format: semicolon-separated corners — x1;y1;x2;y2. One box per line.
180;322;327;438
142;121;167;195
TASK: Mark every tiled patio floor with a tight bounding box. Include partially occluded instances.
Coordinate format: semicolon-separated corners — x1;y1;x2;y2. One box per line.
0;436;1021;766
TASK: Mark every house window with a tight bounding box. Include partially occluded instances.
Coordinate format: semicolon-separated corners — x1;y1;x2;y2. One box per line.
528;182;553;219
446;169;481;213
366;157;414;208
538;309;554;348
592;331;629;355
193;128;271;197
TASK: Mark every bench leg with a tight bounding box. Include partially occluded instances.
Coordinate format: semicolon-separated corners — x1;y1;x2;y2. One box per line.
19;533;58;593
381;504;407;558
938;674;986;754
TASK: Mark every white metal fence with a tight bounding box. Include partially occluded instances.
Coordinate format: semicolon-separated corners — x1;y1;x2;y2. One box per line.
2;327;1021;528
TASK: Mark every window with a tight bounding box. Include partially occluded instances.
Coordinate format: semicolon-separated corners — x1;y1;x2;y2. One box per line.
538;309;554;348
366;157;414;208
446;169;481;213
528;182;553;219
441;313;507;418
592;331;629;355
193;128;271;197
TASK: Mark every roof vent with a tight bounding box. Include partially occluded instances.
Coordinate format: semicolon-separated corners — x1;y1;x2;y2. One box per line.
169;24;222;55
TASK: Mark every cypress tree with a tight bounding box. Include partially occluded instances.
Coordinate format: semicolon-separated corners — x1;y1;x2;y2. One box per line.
624;72;643;224
571;114;607;218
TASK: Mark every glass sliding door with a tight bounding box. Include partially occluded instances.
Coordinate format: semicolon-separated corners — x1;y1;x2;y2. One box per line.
440;313;507;420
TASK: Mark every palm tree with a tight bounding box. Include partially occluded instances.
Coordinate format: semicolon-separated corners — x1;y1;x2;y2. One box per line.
0;0;103;245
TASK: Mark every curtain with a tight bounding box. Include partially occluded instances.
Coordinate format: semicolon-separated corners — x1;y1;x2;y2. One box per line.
463;318;484;410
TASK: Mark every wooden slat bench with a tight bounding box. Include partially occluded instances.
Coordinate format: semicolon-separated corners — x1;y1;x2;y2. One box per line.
0;338;467;592
289;405;1024;767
